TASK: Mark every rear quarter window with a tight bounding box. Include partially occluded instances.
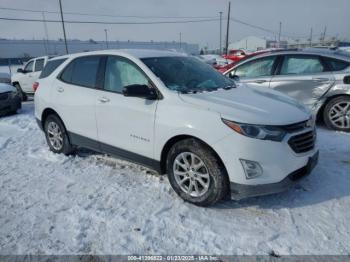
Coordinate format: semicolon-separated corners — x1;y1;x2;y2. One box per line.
58;56;101;88
39;58;67;79
324;57;350;72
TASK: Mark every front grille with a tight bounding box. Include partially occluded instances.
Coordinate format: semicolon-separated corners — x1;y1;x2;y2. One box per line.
288;130;316;154
0;92;9;101
282;120;308;133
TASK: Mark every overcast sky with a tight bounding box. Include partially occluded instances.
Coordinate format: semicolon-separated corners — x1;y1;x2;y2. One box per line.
0;0;349;48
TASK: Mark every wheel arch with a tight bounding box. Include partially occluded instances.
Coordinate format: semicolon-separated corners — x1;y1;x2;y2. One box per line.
316;94;350;122
40;108;66;131
159;134;227;176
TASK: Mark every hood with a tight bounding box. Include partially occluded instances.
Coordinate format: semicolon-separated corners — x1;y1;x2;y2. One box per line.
179;85;310;125
0;83;16;93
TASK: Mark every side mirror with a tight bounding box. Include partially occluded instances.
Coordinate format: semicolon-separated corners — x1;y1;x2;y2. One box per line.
229;74;240;81
122;84;158;100
17;68;24;73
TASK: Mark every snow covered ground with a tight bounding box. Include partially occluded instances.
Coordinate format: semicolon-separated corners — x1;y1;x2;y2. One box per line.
0;102;349;255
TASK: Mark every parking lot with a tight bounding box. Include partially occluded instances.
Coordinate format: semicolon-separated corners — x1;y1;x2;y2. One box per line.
0;101;349;255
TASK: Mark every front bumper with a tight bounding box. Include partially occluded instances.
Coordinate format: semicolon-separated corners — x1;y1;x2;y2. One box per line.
230;151;319;200
0;94;21;115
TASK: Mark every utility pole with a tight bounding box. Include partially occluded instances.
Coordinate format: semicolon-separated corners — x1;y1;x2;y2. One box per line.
309;27;313;47
225;2;231;55
179;32;182;50
278;21;282;47
322;26;327;45
104;29;109;49
219;11;222;54
58;0;68;54
42;12;50;54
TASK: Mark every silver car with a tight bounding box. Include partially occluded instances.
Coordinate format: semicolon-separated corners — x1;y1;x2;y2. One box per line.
224;49;350;132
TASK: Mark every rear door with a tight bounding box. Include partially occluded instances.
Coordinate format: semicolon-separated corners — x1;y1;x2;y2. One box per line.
269;54;335;107
227;55;278;89
52;55;103;144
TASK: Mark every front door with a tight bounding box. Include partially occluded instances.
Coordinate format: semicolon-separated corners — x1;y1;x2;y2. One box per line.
228;55;277;89
95;56;158;159
21;60;35;92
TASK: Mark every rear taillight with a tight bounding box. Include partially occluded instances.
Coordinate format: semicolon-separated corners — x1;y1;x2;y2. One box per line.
33;82;39;92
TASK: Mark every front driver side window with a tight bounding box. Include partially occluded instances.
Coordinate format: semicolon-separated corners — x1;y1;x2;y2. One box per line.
233;56;276;79
24;60;34;72
104;56;149;93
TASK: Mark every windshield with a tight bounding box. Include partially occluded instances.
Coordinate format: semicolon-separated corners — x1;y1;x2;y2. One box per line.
141;56;235;93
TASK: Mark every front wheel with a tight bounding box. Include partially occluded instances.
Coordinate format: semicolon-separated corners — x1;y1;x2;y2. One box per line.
166;138;229;206
14;83;27;101
323;96;350;132
44;114;75;155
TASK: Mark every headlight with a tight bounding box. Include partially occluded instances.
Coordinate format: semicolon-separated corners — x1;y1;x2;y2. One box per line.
222;119;286;142
10;90;18;98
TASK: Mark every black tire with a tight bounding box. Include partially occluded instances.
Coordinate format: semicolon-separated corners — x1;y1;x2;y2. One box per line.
323;96;350;132
166;138;229;206
14;83;27;101
44;114;75;155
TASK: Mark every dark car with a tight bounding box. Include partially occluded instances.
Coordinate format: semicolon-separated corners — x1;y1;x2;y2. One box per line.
0;83;21;116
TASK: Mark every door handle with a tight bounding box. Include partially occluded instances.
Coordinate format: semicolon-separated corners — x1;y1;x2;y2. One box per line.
312;77;330;82
98;97;110;103
57;87;64;93
254;80;267;84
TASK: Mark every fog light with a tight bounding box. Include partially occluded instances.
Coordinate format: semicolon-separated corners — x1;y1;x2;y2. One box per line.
240;159;263;179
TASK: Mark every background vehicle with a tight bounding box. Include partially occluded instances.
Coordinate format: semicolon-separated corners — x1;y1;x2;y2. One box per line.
11;56;50;101
35;50;317;206
0;72;11;84
0;58;24;76
0;83;21;116
224;49;350;132
199;54;234;73
222;49;247;62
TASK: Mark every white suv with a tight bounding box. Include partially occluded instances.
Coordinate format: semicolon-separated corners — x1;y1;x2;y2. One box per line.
34;50;319;206
12;56;49;100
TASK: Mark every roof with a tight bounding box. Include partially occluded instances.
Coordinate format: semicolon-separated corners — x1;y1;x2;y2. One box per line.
49;49;187;61
236;48;350;65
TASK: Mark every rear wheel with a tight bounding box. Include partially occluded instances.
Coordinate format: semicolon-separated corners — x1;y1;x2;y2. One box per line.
166;138;229;206
14;83;27;101
44;114;75;155
323;96;350;132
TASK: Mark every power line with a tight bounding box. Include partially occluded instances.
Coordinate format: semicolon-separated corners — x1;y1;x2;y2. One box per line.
0;16;220;25
0;6;218;19
230;18;309;39
0;6;311;39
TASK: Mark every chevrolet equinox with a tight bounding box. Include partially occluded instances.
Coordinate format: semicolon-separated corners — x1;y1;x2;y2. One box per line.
34;49;319;206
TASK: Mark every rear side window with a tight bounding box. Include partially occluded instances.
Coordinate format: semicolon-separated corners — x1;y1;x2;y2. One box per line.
323;57;349;71
280;55;324;75
39;58;67;79
59;56;101;88
34;59;45;72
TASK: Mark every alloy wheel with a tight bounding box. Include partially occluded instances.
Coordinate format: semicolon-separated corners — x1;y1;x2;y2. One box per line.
328;101;350;129
47;121;64;151
173;152;210;197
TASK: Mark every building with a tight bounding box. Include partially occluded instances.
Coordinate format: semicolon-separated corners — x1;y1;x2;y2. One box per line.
0;39;199;58
228;36;267;52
